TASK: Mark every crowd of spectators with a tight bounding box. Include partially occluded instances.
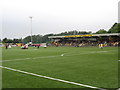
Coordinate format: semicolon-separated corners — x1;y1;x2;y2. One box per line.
50;40;120;47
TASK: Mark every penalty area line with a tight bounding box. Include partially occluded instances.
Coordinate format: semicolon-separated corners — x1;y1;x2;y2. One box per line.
0;66;105;90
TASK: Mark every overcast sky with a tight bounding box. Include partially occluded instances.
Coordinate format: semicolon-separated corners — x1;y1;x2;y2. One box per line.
1;0;119;39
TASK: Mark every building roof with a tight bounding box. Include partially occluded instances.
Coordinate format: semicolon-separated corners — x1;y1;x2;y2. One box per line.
48;33;120;39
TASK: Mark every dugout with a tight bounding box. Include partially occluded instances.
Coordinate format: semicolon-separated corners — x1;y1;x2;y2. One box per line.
48;33;120;46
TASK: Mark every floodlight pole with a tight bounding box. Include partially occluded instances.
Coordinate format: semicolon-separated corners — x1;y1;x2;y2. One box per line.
29;16;33;43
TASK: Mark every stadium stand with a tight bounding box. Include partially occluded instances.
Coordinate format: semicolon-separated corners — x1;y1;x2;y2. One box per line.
48;33;120;47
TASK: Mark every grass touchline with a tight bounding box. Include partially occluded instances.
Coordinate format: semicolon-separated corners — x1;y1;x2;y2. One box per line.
0;66;106;90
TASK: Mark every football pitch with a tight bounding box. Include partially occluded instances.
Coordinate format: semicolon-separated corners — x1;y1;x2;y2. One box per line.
1;46;119;89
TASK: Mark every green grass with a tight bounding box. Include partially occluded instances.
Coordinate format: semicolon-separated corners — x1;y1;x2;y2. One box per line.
0;47;2;89
2;46;118;88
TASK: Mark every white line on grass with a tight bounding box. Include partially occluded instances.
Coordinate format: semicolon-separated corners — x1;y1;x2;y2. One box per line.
1;55;59;62
1;50;117;63
63;50;116;55
0;65;105;90
64;51;112;56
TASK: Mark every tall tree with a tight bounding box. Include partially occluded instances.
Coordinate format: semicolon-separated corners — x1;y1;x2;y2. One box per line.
96;29;107;34
2;38;8;43
108;23;120;33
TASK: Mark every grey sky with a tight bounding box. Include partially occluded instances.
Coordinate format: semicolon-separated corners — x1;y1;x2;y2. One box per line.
1;0;119;39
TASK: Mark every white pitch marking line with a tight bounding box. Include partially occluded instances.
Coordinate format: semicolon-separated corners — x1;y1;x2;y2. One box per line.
1;55;59;62
1;50;117;63
118;60;120;61
0;66;105;90
65;51;110;56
